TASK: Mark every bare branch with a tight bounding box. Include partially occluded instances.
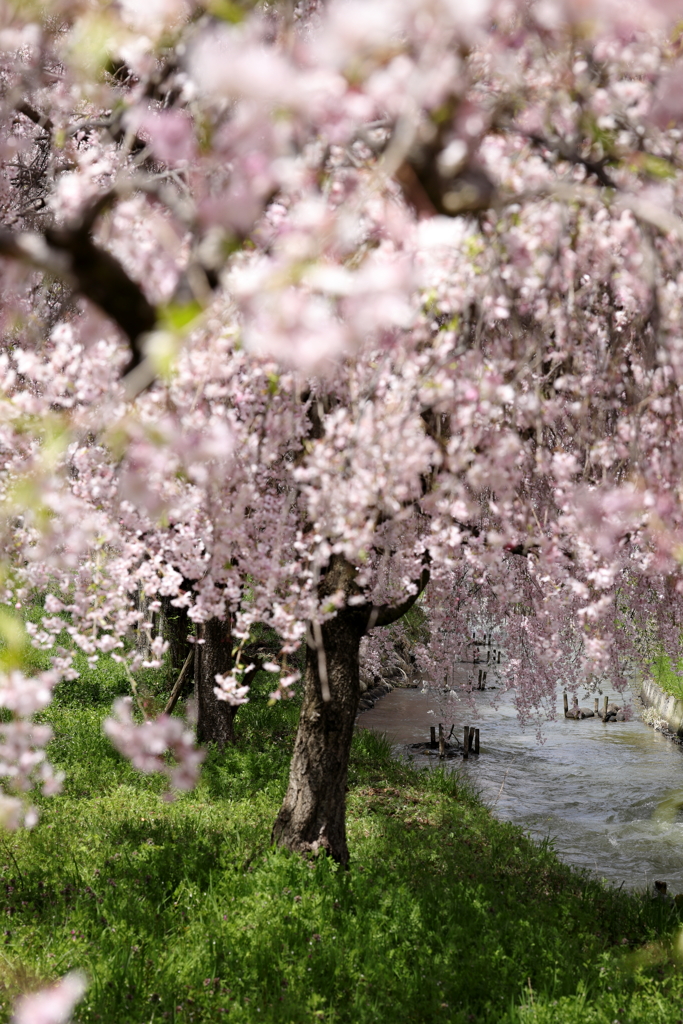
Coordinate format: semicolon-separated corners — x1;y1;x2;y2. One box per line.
163;649;194;715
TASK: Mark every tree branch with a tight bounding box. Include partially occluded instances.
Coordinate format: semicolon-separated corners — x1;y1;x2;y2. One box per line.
523;132;617;189
0;223;156;370
364;565;431;630
163;648;194;715
15;101;54;134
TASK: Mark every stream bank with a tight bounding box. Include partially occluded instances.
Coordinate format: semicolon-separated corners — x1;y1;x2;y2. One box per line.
638;675;683;744
357;682;683;891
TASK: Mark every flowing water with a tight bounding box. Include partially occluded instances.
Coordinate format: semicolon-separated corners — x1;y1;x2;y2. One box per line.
357;679;683;891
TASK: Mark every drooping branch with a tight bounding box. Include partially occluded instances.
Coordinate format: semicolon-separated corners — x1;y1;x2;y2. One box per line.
0;223;156;370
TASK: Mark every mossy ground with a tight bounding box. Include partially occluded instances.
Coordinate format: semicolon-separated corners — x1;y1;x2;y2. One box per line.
2;663;683;1023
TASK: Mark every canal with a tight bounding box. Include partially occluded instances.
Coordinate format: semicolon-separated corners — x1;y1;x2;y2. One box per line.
357;682;683;891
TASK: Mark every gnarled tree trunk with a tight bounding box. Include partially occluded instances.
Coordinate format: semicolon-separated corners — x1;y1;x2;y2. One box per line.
272;605;364;866
195;617;238;748
273;555;429;866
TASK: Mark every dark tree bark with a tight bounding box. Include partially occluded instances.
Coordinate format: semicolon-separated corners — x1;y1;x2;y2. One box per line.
135;587;153;661
272;604;364;866
195;617;238;748
272;556;429;866
160;596;193;678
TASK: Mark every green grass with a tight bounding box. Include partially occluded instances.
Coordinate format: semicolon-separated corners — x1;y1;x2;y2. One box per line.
2;665;683;1023
651;654;683;701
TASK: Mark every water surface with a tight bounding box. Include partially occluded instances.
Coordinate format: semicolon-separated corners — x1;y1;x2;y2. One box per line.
357;682;683;891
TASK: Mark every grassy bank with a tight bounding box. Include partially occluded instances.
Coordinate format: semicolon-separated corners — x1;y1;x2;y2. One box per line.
1;668;683;1023
651;654;683;702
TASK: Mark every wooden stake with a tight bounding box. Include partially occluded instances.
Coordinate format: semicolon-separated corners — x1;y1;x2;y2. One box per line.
497;651;501;664
474;728;480;754
603;695;609;721
439;723;445;759
482;671;487;690
563;691;569;717
430;726;437;749
468;727;475;752
594;697;599;714
463;726;470;759
163;649;194;715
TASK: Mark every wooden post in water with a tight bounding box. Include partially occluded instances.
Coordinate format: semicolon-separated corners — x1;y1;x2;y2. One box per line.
563;691;569;717
594;697;599;715
468;728;475;752
482;671;487;690
474;728;480;754
463;726;470;759
603;695;609;721
430;726;437;749
439;723;445;759
497;651;501;664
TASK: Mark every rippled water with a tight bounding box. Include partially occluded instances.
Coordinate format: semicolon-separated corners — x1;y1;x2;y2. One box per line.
357;681;683;891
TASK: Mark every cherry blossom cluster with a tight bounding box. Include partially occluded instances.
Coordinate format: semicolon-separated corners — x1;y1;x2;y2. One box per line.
1;0;683;800
0;669;64;828
10;971;86;1024
103;697;204;791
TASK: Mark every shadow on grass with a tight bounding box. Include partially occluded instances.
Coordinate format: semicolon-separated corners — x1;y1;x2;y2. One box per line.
0;723;678;1024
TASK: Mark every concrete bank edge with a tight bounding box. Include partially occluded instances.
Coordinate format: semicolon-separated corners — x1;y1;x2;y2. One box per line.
639;676;683;737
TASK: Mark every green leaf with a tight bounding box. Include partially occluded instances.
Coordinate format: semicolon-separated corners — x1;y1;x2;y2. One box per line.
628;152;676;180
159;300;203;333
205;0;245;22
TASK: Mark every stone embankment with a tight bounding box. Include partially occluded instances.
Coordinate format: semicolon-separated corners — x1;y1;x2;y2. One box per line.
637;677;683;745
357;645;418;713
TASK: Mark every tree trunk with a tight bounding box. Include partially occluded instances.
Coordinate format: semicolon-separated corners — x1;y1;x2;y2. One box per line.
195;617;238;748
161;596;193;678
135;587;153;660
272;554;430;866
272;606;363;866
